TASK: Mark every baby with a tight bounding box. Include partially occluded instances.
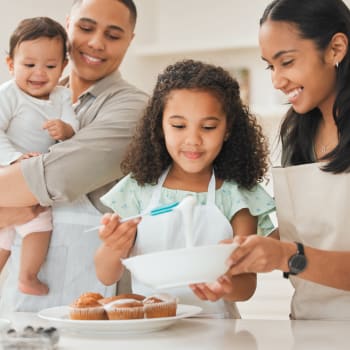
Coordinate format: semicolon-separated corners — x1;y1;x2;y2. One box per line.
0;17;79;295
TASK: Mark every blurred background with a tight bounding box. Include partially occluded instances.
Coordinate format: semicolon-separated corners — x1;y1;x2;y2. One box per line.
0;0;290;157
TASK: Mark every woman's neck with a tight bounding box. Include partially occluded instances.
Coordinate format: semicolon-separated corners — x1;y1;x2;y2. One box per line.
314;115;339;159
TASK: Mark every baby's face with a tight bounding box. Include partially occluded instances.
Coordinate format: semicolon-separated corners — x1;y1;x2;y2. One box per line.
7;36;67;100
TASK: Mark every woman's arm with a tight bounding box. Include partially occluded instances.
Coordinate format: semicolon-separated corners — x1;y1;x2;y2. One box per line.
94;213;139;285
228;235;350;291
190;208;257;301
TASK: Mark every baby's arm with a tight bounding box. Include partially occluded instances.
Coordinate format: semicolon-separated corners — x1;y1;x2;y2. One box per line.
94;213;140;286
190;208;257;302
42;120;75;141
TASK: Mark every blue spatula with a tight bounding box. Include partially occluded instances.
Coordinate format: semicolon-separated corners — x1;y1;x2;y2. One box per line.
84;201;180;232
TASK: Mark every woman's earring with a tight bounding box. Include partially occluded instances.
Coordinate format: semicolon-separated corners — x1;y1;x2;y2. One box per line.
335;61;339;69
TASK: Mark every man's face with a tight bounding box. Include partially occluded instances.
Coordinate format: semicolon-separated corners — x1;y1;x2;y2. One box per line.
67;0;134;85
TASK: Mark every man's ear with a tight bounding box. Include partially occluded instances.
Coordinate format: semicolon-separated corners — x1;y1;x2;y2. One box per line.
6;56;14;75
62;58;69;70
65;15;70;31
327;32;348;66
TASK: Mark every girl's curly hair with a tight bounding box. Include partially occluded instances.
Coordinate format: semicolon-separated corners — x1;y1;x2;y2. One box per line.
121;59;269;189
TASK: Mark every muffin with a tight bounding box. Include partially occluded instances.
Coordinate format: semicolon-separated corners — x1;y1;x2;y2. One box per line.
69;292;107;320
143;293;177;319
103;296;145;320
98;293;145;306
79;292;105;301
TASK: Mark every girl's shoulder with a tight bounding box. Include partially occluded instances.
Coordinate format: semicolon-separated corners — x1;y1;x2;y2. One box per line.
219;180;275;216
100;174;156;213
220;180;276;236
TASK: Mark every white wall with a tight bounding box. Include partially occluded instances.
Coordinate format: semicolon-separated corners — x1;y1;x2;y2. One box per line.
0;0;72;82
0;0;281;116
125;0;280;112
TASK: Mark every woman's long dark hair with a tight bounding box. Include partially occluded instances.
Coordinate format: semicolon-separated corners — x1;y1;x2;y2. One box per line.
261;0;350;172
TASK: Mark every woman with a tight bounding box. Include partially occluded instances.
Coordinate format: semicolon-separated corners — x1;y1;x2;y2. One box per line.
227;0;350;320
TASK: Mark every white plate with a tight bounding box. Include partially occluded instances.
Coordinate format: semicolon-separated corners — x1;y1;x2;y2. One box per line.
37;304;201;334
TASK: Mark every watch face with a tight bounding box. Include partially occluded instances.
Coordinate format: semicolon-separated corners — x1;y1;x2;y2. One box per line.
290;255;307;274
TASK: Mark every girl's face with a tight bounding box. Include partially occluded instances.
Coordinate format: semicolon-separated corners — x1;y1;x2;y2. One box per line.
162;89;228;177
259;20;337;117
7;37;66;100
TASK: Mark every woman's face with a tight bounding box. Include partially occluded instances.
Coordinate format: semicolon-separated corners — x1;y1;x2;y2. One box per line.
259;20;337;117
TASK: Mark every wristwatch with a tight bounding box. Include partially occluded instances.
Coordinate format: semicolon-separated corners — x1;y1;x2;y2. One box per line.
283;242;307;278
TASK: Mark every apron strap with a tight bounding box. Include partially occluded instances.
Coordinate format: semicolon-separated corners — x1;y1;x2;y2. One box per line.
148;167;216;207
206;171;216;204
147;167;171;209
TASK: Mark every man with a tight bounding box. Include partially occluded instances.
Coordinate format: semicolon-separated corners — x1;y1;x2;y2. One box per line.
0;0;148;312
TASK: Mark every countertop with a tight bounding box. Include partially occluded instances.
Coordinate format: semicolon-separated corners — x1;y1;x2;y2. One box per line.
2;312;348;350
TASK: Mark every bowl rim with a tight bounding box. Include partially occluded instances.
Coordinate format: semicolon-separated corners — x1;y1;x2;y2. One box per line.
122;242;238;265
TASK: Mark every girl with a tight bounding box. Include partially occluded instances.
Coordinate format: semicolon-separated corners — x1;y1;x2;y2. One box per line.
228;0;350;320
95;59;275;318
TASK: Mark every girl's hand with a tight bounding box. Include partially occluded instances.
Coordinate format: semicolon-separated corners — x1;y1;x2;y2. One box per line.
227;235;285;275
190;275;234;302
98;213;140;258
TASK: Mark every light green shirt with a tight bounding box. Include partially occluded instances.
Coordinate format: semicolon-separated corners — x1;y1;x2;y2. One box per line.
101;174;276;236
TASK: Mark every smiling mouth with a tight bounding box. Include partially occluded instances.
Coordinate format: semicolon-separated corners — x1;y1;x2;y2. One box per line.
28;81;47;87
286;87;303;102
81;53;105;65
183;151;202;160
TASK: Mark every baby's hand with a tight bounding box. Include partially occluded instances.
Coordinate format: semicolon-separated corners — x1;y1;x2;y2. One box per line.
43;119;74;140
190;274;234;302
98;213;140;258
13;152;41;163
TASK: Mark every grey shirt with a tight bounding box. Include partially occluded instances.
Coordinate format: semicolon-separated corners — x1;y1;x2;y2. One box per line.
20;71;148;213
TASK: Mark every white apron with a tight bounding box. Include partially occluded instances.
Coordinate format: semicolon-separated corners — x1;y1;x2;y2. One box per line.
273;162;350;320
131;169;240;318
0;195;115;314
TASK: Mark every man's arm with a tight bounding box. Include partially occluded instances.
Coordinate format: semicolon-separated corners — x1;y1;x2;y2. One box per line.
0;88;147;207
0;206;44;228
0;163;38;206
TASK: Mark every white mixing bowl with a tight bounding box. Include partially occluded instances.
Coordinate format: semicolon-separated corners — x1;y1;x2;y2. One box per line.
122;243;238;289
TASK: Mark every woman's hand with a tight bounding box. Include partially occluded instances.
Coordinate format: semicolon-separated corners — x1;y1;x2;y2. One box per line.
98;213;140;258
227;235;286;275
0;206;45;229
